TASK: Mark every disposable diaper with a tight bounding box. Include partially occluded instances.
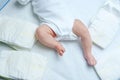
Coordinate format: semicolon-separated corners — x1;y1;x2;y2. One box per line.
89;4;120;48
0;50;48;80
0;16;38;50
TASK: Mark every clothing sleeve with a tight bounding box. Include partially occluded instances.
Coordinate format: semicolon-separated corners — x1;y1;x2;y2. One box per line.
17;0;31;5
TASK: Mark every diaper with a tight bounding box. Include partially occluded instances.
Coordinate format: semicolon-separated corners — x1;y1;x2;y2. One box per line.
89;0;120;49
0;50;48;80
104;0;120;16
0;16;38;50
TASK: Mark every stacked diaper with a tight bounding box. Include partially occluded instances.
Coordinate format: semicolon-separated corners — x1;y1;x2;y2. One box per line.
0;50;48;80
89;0;120;49
0;16;48;80
90;0;120;79
0;16;38;50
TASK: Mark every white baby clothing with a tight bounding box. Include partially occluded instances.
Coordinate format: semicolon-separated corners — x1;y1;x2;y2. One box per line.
17;0;77;40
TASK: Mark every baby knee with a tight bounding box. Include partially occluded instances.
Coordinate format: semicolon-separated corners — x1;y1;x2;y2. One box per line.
74;19;81;24
36;27;45;39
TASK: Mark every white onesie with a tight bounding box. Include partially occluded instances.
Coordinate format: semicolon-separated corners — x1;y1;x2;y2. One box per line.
17;0;78;40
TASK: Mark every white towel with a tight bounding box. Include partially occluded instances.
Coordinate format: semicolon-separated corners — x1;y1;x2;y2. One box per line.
89;0;120;49
0;50;48;80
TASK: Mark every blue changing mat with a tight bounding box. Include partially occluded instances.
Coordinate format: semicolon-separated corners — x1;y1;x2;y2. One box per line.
0;0;10;11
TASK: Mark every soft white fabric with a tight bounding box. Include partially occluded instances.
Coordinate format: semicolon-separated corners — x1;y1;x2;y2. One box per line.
104;0;120;14
56;32;78;41
0;16;38;50
0;50;48;80
89;2;120;49
91;0;120;80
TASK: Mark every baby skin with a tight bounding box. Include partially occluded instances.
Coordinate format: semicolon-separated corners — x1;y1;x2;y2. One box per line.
36;19;97;66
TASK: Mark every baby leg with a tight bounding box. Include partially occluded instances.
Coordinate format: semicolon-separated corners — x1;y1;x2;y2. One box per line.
72;19;97;66
36;24;65;56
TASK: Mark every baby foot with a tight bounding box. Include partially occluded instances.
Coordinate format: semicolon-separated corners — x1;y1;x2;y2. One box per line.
84;54;97;66
55;43;65;56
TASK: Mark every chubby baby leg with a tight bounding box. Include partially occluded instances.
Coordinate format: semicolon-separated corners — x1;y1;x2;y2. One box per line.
72;19;97;66
36;24;65;56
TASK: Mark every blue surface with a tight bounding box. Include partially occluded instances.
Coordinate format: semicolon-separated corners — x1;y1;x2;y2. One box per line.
0;0;10;11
